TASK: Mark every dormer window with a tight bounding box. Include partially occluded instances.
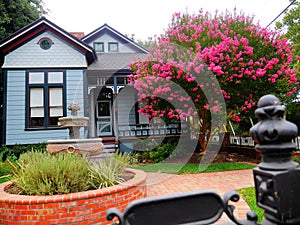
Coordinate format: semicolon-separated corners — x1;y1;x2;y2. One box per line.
94;42;104;52
108;42;118;52
37;37;54;50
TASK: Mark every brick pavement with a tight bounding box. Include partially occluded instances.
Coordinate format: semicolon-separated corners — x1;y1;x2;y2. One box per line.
145;169;255;223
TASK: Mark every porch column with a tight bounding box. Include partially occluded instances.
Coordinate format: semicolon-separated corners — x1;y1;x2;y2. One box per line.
89;88;96;137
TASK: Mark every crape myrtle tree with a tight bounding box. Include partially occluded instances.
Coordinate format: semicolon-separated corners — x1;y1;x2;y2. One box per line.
129;10;298;152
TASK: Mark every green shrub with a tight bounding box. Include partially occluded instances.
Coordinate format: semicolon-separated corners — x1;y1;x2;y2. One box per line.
9;152;91;195
133;138;159;152
0;143;47;162
88;152;130;189
132;137;180;163
292;155;300;164
0;153;13;183
0;161;12;177
7;151;130;195
150;143;177;163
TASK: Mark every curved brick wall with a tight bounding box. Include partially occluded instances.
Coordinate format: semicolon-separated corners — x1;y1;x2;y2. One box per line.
0;168;147;224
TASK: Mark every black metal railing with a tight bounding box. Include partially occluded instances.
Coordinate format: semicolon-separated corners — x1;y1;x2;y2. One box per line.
107;94;300;225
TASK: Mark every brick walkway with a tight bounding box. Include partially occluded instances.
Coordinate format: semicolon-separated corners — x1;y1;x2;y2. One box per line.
145;169;254;223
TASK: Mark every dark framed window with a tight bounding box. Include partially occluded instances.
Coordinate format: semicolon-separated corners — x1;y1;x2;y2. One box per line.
26;71;66;129
94;42;104;52
108;42;119;52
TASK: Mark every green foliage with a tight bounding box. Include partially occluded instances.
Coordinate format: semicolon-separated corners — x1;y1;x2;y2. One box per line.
0;152;13;183
9;152;91;195
0;143;47;162
7;151;130;195
133;138;179;163
238;187;264;222
292;155;300;163
286;102;300;132
0;161;12;183
0;0;47;40
150;143;178;163
89;153;130;189
276;1;300;59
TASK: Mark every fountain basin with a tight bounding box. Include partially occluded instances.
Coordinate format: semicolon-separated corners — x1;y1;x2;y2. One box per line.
58;117;89;127
47;138;104;157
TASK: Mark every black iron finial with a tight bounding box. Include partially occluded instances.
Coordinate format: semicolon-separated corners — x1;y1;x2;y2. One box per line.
250;94;298;170
250;94;300;225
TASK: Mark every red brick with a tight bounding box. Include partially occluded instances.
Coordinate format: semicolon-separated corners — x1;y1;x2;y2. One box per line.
42;203;61;208
85;203;100;209
35;209;52;215
59;211;77;218
85;213;99;220
14;204;29;210
78;221;93;225
50;218;69;224
67;215;85;222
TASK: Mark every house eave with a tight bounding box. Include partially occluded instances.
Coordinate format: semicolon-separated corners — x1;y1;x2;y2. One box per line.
82;24;149;54
0;17;97;65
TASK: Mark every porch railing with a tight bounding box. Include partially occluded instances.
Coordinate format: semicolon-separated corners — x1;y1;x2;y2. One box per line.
117;121;189;139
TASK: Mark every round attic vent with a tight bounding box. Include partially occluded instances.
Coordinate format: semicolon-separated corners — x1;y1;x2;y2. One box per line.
38;37;54;50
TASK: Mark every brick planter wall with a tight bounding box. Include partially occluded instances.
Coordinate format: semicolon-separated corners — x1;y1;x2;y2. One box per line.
0;168;146;225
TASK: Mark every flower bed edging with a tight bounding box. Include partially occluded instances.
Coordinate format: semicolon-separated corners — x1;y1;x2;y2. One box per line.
0;168;147;225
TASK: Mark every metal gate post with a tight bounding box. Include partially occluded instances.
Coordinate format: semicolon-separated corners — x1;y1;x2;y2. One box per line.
250;94;300;225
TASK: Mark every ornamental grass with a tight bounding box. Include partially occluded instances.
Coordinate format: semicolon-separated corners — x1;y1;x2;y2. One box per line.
7;151;129;195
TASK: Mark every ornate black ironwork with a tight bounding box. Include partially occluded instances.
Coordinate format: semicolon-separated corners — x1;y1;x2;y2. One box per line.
106;94;300;225
250;94;300;225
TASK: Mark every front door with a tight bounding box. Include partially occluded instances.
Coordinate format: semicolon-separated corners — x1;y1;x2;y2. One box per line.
96;100;112;136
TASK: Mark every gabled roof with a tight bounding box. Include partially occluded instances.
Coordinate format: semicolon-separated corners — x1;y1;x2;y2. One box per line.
82;24;148;54
0;17;97;65
88;52;148;71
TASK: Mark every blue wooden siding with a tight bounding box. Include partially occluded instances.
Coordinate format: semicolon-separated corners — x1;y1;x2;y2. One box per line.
4;69;87;145
66;70;87;138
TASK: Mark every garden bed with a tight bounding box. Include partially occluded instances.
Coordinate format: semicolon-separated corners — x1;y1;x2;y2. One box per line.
0;168;146;225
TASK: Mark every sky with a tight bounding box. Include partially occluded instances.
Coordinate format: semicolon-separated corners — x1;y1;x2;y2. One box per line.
42;0;291;40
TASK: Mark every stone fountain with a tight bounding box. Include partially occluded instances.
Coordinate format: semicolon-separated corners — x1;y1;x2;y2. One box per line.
59;102;89;139
47;102;104;157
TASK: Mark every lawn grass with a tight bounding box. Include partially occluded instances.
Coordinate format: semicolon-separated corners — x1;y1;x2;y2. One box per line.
131;162;255;174
238;187;264;222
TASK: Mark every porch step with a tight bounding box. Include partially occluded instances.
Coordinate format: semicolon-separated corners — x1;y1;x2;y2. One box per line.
87;137;118;162
101;137;118;152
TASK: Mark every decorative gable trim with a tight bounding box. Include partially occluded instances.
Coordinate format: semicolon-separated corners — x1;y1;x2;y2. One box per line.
0;17;97;65
82;24;148;54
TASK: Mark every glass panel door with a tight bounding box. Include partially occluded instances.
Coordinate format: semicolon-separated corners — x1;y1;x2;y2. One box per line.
96;100;112;136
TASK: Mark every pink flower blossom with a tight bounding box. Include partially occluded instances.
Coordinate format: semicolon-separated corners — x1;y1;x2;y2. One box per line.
212;106;219;112
204;104;210;110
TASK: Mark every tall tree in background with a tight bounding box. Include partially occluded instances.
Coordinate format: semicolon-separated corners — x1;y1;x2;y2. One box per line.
0;0;47;40
130;10;298;152
276;0;300;130
276;0;300;60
